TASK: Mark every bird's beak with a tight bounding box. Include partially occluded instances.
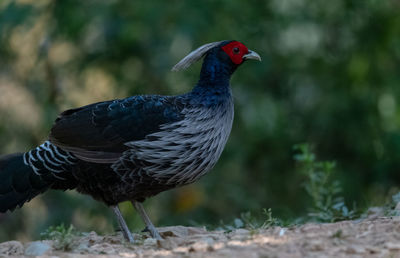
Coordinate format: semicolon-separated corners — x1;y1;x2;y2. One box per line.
243;50;262;61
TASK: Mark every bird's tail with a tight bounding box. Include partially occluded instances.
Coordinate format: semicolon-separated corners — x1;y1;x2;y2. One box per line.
0;153;51;212
0;141;78;213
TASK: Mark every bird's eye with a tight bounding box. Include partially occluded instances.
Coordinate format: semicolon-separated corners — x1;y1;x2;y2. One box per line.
233;47;240;54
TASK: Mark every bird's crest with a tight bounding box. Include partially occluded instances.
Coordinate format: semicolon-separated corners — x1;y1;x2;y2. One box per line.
171;41;226;71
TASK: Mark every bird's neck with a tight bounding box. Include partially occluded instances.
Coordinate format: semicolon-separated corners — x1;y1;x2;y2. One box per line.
189;55;234;106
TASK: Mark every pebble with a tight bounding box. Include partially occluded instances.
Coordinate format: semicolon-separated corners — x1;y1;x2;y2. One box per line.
0;241;24;256
24;241;51;256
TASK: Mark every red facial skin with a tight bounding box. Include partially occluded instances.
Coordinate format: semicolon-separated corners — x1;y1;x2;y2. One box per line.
221;41;249;65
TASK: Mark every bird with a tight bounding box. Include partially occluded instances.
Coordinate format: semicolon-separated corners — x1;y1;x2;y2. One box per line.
0;40;261;242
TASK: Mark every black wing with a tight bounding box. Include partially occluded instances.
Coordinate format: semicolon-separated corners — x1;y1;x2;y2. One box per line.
49;95;184;163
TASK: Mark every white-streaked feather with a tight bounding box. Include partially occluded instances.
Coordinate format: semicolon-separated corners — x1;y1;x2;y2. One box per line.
24;141;77;178
117;93;234;186
171;41;226;71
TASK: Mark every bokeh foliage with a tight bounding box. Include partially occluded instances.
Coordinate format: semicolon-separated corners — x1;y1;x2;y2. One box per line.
0;0;400;241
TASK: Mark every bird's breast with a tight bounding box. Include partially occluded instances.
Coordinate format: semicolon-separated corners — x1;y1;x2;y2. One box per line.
124;98;234;185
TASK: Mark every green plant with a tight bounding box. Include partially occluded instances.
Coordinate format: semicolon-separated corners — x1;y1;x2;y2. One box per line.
220;208;281;232
382;191;400;217
40;224;80;251
331;229;343;239
260;208;281;228
294;144;357;222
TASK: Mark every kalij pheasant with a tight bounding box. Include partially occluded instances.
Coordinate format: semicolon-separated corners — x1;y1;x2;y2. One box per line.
0;40;261;242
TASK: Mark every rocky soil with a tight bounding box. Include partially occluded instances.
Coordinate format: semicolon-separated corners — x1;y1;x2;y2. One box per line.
1;216;400;257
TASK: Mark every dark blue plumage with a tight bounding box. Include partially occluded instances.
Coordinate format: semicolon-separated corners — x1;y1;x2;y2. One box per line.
0;40;261;241
50;96;184;156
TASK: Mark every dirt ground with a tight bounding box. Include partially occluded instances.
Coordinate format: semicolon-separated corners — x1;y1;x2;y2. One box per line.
1;216;400;257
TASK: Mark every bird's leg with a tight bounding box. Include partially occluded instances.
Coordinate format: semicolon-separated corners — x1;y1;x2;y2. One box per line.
131;201;162;240
111;205;134;243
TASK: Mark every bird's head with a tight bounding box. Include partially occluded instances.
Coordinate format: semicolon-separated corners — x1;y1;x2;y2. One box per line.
172;40;261;72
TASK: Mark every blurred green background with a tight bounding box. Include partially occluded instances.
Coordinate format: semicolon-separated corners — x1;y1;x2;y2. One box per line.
1;0;400;241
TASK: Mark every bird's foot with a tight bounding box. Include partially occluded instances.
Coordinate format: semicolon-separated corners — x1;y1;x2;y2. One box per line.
132;201;163;240
141;226;162;240
111;205;135;243
121;229;135;243
147;225;163;240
